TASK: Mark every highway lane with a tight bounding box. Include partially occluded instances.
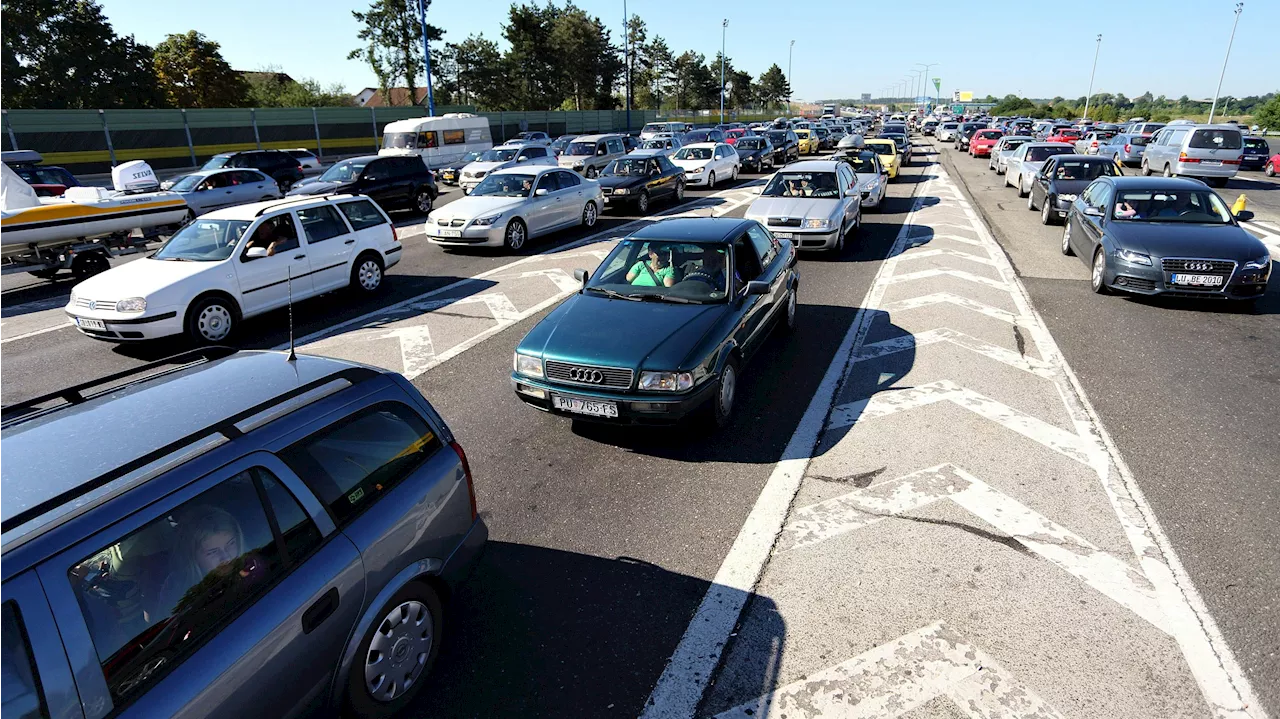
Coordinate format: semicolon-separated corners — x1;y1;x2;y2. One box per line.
935;138;1280;715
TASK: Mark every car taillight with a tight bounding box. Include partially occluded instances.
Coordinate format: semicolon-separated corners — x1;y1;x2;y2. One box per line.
1178;152;1201;164
296;165;304;173
1124;144;1132;153
1223;159;1241;165
450;440;478;521
391;225;399;242
1090;141;1098;148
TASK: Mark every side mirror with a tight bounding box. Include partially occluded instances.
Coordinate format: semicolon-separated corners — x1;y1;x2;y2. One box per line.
245;246;269;260
573;268;590;290
535;188;549;196
745;280;770;296
1083;206;1104;217
752;186;762;195
517;156;528;162
1235;209;1254;222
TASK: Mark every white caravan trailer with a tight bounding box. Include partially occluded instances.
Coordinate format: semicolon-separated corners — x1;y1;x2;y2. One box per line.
379;113;493;169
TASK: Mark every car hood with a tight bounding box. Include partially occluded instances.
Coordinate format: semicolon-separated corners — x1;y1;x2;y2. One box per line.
1109;221;1267;260
671;157;711;171
288;180;350;196
736;147;766;159
558;155;593;166
431;195;527;221
597;175;648;190
520;293;727;371
1047;179;1091;195
72;256;221;300
464;160;510;175
745;196;839;220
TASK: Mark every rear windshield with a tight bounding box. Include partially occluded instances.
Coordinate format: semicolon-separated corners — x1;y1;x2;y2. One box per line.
642;124;668;133
1244;138;1270;151
977;131;1002;139
1051;160;1119;181
736;138;767;149
1027;146;1073;161
1129;136;1151;147
1189;129;1242;150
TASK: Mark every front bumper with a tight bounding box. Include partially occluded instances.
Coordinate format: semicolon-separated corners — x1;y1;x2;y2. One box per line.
511;373;719;425
65;307;184;341
1104;258;1269;299
860;188;882;208
971;145;994;157
424;221;506;247
1240;156;1268;170
767;227;840;250
685;171;715;186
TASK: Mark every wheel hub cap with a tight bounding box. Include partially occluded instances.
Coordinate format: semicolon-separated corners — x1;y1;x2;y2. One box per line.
360;262;381;289
198;306;231;341
364;600;432;703
720;367;735;415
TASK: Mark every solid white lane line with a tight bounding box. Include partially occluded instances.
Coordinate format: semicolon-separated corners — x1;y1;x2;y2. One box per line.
1;320;75;344
638;173;933;719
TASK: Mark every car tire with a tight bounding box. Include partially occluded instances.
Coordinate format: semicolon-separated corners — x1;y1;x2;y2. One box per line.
586;166;598;179
707;170;716;189
731;165;739;182
504;218;527;251
343;581;444;719
1266;162;1276;177
581;201;598;228
1141;159;1152;176
1041;197;1055;225
1162;164;1173;178
781;286;798;334
1003;172;1012;188
1061;223;1074;256
1027;191;1037;211
71;251;110;281
636;191;650;214
707;355;740;430
185;294;238;344
1017;176;1029;198
351;252;385;294
830;223;846;256
674;179;685;202
1091;248;1110;294
414;188;433;214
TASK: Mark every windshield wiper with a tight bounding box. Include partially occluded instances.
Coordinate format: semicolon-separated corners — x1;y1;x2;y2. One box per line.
627;292;698;304
586;287;642;301
160;256;192;261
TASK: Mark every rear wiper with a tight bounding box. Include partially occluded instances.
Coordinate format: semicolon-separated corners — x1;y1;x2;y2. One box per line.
627;292;698;304
586;287;641;301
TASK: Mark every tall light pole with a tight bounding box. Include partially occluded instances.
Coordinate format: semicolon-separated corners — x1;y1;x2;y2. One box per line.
916;63;937;111
1082;34;1101;120
623;0;630;131
720;19;728;124
418;0;435;115
1208;2;1244;124
910;70;924;107
787;40;795;116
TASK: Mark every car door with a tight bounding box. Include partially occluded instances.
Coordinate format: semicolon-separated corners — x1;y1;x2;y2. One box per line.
553;170;586;228
1078;182;1112;258
298;203;357;293
354;159;397;209
235;170;276;203
732;230;775;356
234;212;315;317
41;455;364;719
1033;158;1054;206
527;172;562;235
187;173;230;215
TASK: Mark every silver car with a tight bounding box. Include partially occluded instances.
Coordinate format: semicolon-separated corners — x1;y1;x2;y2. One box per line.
1099;133;1151;167
1004;142;1077;197
638;133;685;156
841;151;888;211
936;122;959;141
989;136;1034;174
744;160;862;253
1073;130;1118;155
459;143;557;194
557;133;628;178
167;168;282;217
1141;124;1244;187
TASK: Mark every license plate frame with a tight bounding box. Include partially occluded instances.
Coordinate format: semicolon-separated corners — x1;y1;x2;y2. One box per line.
1171;273;1224;287
773;232;794;239
1201;160;1222;166
75;317;106;331
438;229;463;238
551;394;619;418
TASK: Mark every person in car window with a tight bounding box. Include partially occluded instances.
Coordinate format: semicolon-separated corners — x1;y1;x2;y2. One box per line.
627;245;677;287
1154;194;1194;218
156;505;268;618
685;249;730;289
245;217;291;257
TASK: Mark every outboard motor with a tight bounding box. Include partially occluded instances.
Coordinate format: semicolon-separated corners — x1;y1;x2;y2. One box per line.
111;160;161;194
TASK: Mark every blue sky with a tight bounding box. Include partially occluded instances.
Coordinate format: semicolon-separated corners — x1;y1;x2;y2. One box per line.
98;0;1278;102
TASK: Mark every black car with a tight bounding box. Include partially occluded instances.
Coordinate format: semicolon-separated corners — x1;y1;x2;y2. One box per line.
955;123;988;151
880;132;911;164
438;151;483;185
763;130;800;165
597;152;686;214
287;154;438;214
684;128;726;144
1027;155;1121;225
1062;176;1269;301
734;136;777;173
202;150;304;191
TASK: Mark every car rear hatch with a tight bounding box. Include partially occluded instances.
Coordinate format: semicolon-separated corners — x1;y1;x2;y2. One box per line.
1181;128;1243;170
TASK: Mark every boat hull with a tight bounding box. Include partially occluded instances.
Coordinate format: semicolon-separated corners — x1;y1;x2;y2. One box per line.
1;194;189;257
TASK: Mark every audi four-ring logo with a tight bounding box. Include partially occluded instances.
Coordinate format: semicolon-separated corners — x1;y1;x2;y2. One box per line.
1186;261;1213;272
568;367;606;384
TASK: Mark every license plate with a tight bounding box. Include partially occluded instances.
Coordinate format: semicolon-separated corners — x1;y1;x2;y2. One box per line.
552;394;618;418
76;317;106;330
438;229;462;238
1201;160;1221;166
773;232;794;239
1171;273;1224;286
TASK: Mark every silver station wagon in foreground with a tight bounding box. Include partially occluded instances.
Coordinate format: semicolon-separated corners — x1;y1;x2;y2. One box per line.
1;348;486;719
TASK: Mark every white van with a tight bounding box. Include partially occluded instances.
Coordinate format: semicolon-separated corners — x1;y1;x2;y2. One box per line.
380;113;493;170
639;122;686;141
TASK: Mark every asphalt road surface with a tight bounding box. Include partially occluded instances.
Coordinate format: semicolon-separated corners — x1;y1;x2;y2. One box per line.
2;142;1273;719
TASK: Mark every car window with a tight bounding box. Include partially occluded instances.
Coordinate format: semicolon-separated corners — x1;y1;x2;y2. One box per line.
361;160;389;181
1189;129;1242;150
67;468;305;706
607;139;624;155
202;173;231;190
535;172;561;194
297;205;350;244
1091;183;1113;210
733;234;764;284
1169;130;1189;146
747;224;777;266
557;170;581;188
286;150;315;160
242;213;299;258
525;147;547;158
233;171;265;185
2;602;48;719
337;199;388;231
280;402;443;526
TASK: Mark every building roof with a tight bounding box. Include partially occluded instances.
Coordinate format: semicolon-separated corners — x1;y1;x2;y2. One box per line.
362;87;431;108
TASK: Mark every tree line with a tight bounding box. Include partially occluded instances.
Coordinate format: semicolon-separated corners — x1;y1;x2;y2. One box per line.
981;92;1280;125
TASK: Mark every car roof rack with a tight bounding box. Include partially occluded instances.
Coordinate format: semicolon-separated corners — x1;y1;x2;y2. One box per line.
253;194;352;217
1;346;238;427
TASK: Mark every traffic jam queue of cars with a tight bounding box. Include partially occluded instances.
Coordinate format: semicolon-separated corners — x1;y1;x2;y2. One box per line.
935;111;1270;303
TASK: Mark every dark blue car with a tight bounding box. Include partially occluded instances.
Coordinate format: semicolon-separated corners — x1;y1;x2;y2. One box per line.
1061;176;1270;301
511;217;799;427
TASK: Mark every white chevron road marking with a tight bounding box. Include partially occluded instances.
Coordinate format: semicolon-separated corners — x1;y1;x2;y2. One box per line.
883;267;1010;290
854;327;1056;378
879;292;1031;326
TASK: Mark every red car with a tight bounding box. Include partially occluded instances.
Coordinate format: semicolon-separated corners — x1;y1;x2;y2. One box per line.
969;129;1005;158
724;128;753;145
1046;128;1082;144
1265;153;1279;177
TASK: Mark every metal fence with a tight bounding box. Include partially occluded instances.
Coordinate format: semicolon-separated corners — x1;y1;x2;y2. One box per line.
0;107;661;174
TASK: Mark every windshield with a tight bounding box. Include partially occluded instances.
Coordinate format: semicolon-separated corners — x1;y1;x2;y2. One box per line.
736;138;766;150
605;158;655;176
200;156;229;170
586;239;730;303
382;132;419;149
942;124;958;129
1050;160;1119;181
479;148;520;162
765;131;789;144
844;155;878;174
977;131;1002;140
458;151;482;164
642;124;667;134
686;131;715;142
1027;146;1073;162
640;140;671;150
1244;139;1269;151
1002;139;1029;152
153;219;251;261
470;172;536;197
674;147;713;161
868;142;896;157
1189;129;1243;150
1113;189;1233;224
170;174;206;192
761;171;840;199
565;142;597;156
319;159;369;183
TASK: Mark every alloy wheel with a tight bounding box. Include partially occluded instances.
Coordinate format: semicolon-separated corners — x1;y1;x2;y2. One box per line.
1061;224;1073;256
505;220;526;250
364;600;433;703
637;192;649;213
718;365;736;418
1091;249;1108;293
1042;199;1052;225
586;166;598;179
415;190;433;213
675;180;685;201
582;202;597;227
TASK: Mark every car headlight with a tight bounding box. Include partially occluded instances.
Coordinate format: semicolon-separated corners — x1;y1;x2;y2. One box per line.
612;187;628;195
1114;248;1152;266
473;170;486;179
69;289;78;305
1057;194;1077;202
513;352;544;378
639;370;694;391
471;213;502;227
574;164;584;171
804;218;832;229
115;297;147;313
690;166;703;173
1244;254;1271;270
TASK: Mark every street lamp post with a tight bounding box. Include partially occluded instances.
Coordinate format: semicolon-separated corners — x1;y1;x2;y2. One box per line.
720;19;728;125
624;0;630;132
911;70;924;108
418;0;435;116
787;40;795;116
1082;34;1101;120
1208;2;1244;124
916;63;937;112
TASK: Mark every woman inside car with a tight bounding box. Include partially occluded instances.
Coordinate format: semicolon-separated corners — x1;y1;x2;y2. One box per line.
627;244;678;287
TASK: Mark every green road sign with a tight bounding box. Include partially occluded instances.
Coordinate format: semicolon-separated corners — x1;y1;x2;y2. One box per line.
933;78;941;91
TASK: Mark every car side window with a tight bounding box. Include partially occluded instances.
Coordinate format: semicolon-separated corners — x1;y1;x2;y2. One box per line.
535;172;560;194
747;224;777;267
1091;184;1112;210
526;147;547;158
362;160;387;181
67;468;303;707
558;170;581;188
733;234;765;285
234;171;263;185
417;131;438;149
242;213;299;258
658;156;677;172
297;205;350;244
280;402;443;526
337;200;388;231
607;139;624;155
2;602;48;719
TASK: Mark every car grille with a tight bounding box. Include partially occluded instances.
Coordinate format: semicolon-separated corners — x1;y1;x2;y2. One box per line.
1160;258;1235;274
436;218;464;227
73;297;114;310
767;217;802;227
544;360;633;389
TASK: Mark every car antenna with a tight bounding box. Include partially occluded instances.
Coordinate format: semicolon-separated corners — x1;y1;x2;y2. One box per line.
286;264;297;362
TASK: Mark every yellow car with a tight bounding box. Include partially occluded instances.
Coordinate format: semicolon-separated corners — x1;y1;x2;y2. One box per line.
795;129;820;155
865;139;900;179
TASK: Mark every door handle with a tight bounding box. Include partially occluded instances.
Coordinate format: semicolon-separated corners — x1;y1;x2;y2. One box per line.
294;254;307;260
344;239;356;245
302;588;339;634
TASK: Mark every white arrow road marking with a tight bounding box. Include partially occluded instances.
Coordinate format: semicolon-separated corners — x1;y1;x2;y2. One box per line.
854;328;1056;379
893;247;997;266
880;292;1031;326
713;622;1065;719
490;267;584;294
781;464;1169;633
827;380;1101;470
384;324;436;378
883;267;1010;290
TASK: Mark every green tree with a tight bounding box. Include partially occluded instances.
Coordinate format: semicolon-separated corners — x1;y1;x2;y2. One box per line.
153;31;248;107
451;34;507;109
755;64;790;110
502;2;564;110
246;67;352;107
348;0;444;106
622;14;646;108
1253;95;1280;130
728;69;754;110
550;3;620;110
635;35;673;110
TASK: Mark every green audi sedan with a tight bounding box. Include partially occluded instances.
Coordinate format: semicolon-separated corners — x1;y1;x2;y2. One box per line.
511;217;799;427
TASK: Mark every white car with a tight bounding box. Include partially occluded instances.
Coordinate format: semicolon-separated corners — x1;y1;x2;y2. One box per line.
989;136;1034;174
424;166;603;251
841;151;888;211
64;195;401;343
1004;142;1076;197
670;142;740;188
285;148;323;174
936;123;959;142
459;143;556;193
743;160;862;253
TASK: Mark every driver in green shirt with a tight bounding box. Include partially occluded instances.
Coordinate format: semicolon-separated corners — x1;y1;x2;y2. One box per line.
627;244;677;287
